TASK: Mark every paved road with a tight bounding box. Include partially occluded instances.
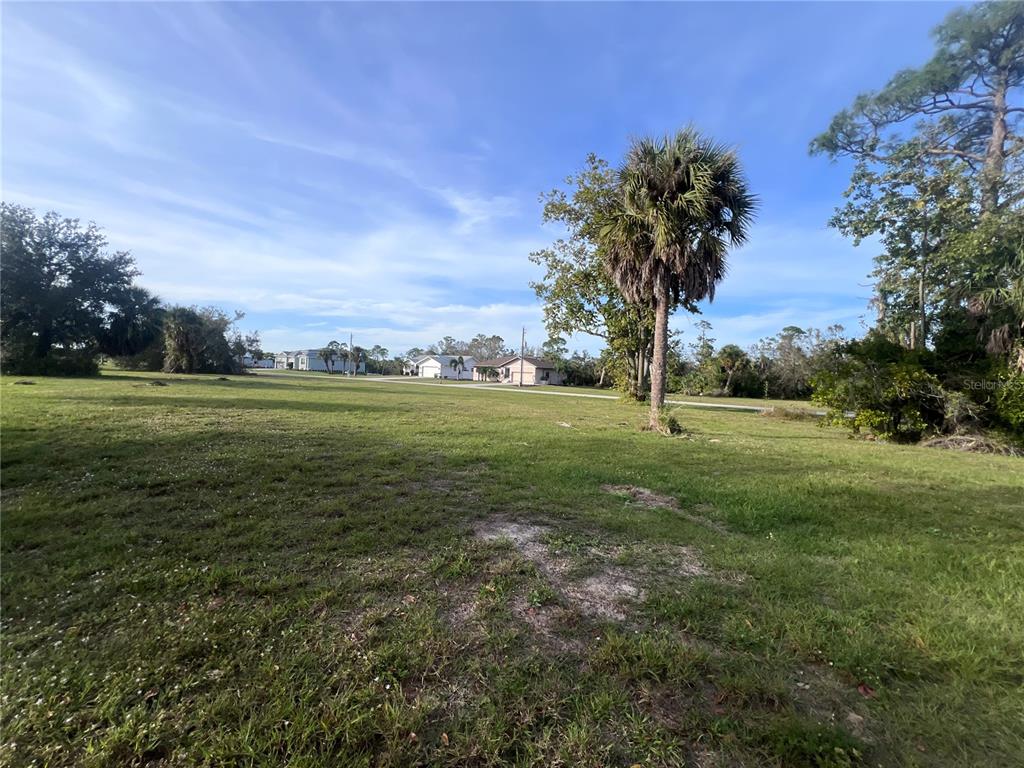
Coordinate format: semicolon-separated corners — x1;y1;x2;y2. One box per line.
252;370;824;415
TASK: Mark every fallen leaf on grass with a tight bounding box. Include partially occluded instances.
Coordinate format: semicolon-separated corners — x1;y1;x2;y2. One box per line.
857;682;876;698
440;733;449;746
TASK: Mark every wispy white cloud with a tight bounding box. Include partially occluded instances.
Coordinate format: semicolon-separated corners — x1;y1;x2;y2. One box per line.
3;1;905;356
431;188;520;233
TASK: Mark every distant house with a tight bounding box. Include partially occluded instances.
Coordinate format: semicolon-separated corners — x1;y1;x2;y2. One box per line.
239;354;272;368
402;355;430;376
274;350;364;373
242;353;274;369
409;354;476;380
472;356;564;386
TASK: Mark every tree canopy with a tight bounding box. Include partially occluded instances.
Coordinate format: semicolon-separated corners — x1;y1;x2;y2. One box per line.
1;204;144;374
529;154;656;399
812;2;1024;213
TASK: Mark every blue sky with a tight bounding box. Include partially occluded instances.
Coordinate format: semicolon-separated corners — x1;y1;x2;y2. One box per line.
2;1;958;355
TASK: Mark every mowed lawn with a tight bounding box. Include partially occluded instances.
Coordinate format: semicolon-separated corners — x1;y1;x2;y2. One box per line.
1;373;1021;767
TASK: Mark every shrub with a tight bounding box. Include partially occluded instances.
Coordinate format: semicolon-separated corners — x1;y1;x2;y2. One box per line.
1;346;99;376
811;335;946;442
649;409;684;436
993;368;1024;432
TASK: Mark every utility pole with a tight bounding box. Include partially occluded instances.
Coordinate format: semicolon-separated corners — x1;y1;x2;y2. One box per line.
519;327;525;388
349;332;354;376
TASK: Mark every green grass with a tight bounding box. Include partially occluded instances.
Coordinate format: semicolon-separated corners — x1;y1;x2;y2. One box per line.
2;371;1021;767
529;383;816;411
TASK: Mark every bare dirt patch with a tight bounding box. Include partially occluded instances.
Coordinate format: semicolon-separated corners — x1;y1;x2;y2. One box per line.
475;518;713;623
791;664;872;742
476;519;643;621
509;596;583;652
602;484;680;509
563;569;642;621
602;485;729;534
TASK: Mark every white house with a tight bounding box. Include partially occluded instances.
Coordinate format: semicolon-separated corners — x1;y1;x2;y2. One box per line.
242;353;274;369
402;355;430;376
275;350;364;373
411;354;476;380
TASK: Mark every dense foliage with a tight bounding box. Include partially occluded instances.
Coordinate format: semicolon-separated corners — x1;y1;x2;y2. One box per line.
1;204;144;375
530;154;655;400
812;2;1024;443
1;204;252;376
162;306;246;375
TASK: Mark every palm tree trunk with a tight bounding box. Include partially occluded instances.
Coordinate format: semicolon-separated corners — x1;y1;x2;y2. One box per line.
649;285;670;428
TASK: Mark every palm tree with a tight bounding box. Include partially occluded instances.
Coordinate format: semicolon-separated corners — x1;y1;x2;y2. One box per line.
716;344;749;396
601;128;756;429
318;346;335;373
335;342;349;375
449;355;465;380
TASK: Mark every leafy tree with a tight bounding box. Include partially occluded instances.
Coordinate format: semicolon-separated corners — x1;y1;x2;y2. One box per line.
949;208;1024;368
600;129;756;428
465;334;511;360
230;330;261;369
689;320;716;365
370;344;389;373
748;325;846;400
811;2;1024;214
810;1;1024;439
100;286;165;370
530;154;656;400
1;204;141;374
162;306;241;374
829;155;976;349
433;336;458;355
715;344;750;396
541;336;568;362
560;350;601;387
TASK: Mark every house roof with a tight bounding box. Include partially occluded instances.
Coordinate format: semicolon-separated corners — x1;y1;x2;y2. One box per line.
418;354;476;366
472;355;557;369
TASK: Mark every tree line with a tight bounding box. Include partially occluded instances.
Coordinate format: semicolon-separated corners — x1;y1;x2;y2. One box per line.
1;204;260;376
531;1;1022;441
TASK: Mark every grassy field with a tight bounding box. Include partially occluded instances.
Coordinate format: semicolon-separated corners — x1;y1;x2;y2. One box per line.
2;372;1021;767
265;370;815;411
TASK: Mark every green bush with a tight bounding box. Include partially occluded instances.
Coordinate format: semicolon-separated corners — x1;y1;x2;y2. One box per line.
993;368;1024;432
0;346;99;376
811;335;946;443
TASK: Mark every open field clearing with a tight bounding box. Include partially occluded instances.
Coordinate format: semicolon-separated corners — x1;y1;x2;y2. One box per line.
2;372;1022;767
